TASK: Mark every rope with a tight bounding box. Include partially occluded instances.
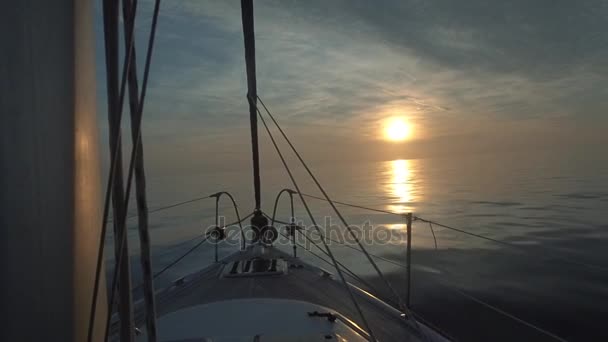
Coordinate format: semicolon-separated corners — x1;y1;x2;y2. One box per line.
148;236;209;283
108;195;211;223
147;196;211;215
296;190;607;272
275;216;567;342
103;0;162;340
121;0;158;339
87;0;141;339
414;216;608;272
433;280;568;342
271;217;415;273
300;192;401;216
266;213;381;295
257;96;408;315
278;229;379;292
104;0;135;336
253;100;378;342
131;212;254;293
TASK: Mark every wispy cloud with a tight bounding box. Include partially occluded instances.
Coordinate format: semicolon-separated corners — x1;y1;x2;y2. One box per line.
95;0;608;167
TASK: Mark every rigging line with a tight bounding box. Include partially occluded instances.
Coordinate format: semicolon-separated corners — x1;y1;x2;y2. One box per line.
271;217;416;272
272;213;569;341
329;240;568;342
131;211;254;293
88;0;141;340
257;96;407;314
310;233;567;342
254;102;378;342
290;218;568;342
275;225;383;300
428;221;438;250
431;280;568;342
295;191;608;273
278;210;605;341
300;192;401;216
278;229;382;296
111;211;253;260
103;0;134;338
108;195;212;222
277;223;430;341
147;196;211;214
104;0;162;340
150;236;209;284
265;211;381;295
414;216;608;272
122;0;158;339
408;310;456;342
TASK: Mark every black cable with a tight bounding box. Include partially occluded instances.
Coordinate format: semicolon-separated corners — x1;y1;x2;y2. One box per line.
278;229;381;295
108;195;211;223
122;0;159;339
150;236;208;282
103;0;162;340
257;96;407;315
130;212;254;293
275;215;566;341
88;0;141;339
253;100;378;341
296;190;608;272
414;216;608;272
266;211;380;294
271;217;414;273
300;192;401;216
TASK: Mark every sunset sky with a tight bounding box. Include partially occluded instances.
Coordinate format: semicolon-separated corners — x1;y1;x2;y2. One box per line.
94;0;607;171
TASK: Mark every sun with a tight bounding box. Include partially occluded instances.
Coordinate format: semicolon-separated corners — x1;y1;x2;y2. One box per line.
383;118;412;142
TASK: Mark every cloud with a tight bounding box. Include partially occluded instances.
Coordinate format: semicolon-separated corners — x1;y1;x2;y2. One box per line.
94;0;608;167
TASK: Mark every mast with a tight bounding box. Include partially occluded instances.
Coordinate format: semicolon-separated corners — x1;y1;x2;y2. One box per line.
0;0;106;341
241;0;261;210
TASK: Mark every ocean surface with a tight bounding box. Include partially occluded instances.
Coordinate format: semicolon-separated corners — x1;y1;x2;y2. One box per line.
110;150;608;341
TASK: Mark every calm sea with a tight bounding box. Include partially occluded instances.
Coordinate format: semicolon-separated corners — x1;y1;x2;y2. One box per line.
112;150;608;341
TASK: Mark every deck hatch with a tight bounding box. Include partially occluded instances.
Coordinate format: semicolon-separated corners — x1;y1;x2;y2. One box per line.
223;257;287;277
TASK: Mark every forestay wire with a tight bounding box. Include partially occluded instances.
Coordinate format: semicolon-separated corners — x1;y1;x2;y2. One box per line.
252;96;596;342
252;98;379;342
257;95;410;314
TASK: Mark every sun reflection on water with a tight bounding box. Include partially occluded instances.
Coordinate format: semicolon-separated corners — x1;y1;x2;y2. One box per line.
385;159;418;216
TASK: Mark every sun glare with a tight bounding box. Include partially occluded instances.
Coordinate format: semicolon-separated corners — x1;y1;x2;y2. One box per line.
383;118;412;141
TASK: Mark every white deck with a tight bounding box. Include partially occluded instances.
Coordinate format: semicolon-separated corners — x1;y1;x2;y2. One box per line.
145;298;367;341
111;245;450;342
